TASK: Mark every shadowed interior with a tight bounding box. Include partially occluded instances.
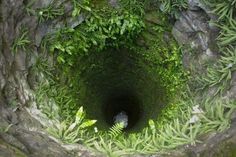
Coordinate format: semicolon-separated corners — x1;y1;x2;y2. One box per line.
102;90;142;130
77;48;167;131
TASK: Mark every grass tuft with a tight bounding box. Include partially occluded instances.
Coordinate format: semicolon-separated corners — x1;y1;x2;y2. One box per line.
11;27;31;54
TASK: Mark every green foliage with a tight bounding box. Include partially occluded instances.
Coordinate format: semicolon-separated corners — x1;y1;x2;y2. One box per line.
200;98;232;133
47;107;96;144
218;19;236;46
71;0;91;17
25;0;65;22
197;46;236;95
84;96;236;156
35;81;60;119
25;0;36;15
139;35;188;97
34;63;80;121
202;0;236;21
158;46;188;95
108;122;124;137
159;0;188;18
156;119;201;148
119;0;145;16
36;0;64;23
48;7;145;66
214;0;236;21
11;27;31;54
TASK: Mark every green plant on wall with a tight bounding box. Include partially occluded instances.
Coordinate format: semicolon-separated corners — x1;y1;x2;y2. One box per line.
25;0;66;23
218;19;236;46
159;0;188;18
119;0;145;16
48;8;145;66
11;27;31;54
197;46;236;96
37;1;64;23
71;0;91;17
47;107;97;144
202;0;236;21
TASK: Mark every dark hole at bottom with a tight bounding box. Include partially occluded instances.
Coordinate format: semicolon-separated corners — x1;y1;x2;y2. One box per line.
102;91;142;130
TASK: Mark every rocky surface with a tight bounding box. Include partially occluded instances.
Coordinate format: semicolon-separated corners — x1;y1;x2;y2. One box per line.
0;0;236;157
170;0;236;156
172;0;220;71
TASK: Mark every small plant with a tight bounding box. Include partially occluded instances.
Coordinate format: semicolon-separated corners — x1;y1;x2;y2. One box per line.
11;27;31;54
36;1;64;23
108;122;125;137
197;46;236;95
35;84;60;120
47;107;96;144
119;0;145;16
218;19;236;46
200;98;231;133
212;0;236;21
159;0;188;18
35;80;81;121
71;0;91;17
25;0;36;16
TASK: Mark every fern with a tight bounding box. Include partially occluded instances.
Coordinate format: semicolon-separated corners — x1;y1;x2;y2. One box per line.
109;122;125;137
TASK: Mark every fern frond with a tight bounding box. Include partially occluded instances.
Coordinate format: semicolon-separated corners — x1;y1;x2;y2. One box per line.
109;122;125;137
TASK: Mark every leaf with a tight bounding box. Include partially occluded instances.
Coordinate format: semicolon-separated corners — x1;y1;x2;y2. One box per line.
72;8;80;17
148;119;155;129
67;122;77;131
3;124;13;133
80;120;97;129
109;122;124;137
57;56;65;63
75;106;85;124
83;6;91;12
